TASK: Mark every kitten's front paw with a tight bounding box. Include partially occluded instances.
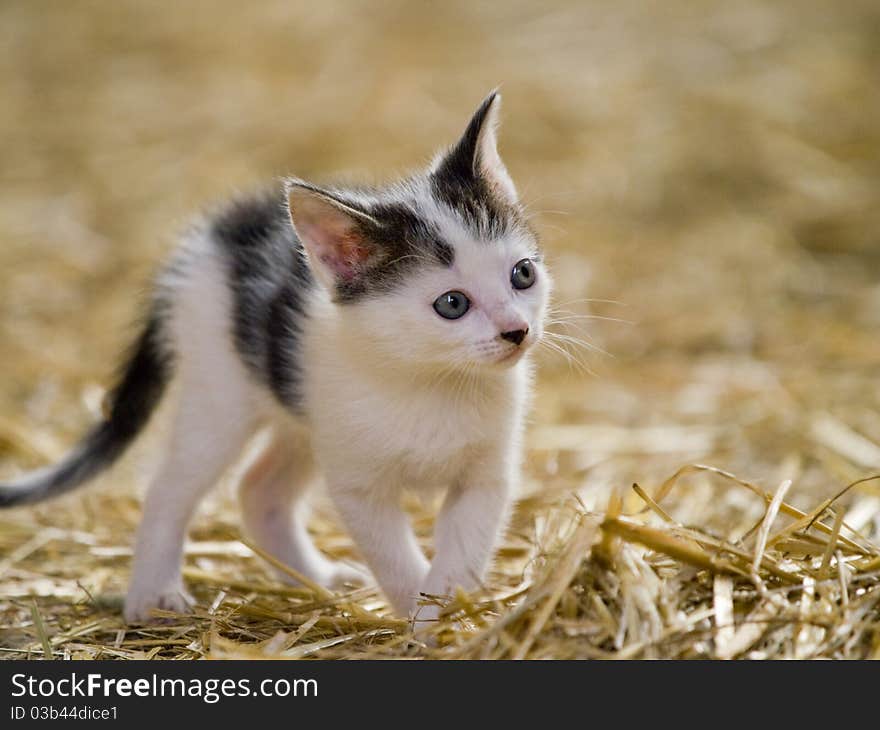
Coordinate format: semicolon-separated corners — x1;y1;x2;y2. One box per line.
124;582;194;624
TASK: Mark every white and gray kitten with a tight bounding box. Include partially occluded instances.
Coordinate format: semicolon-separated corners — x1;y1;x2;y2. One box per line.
0;92;551;624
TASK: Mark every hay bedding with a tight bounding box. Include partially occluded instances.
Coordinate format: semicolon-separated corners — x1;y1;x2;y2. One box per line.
2;456;880;659
2;0;880;659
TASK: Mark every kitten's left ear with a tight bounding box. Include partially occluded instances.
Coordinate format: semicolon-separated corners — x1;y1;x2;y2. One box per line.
432;90;518;204
286;180;382;291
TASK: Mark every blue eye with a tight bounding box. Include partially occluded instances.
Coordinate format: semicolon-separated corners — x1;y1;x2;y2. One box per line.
433;291;470;320
511;258;536;290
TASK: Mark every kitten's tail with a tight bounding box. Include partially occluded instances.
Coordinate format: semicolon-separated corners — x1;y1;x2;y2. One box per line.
0;309;173;507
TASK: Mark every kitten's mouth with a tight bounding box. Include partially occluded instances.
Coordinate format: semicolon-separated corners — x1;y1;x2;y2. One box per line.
495;347;525;365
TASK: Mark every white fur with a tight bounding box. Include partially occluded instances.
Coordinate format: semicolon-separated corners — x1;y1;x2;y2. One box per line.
126;243;257;621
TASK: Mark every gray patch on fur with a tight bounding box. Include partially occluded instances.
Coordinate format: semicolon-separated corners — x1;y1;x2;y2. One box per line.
210;188;314;410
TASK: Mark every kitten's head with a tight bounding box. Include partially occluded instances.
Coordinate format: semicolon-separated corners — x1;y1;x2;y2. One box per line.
286;91;550;374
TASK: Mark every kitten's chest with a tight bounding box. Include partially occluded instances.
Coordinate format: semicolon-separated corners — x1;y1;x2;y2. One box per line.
373;391;492;459
306;367;517;487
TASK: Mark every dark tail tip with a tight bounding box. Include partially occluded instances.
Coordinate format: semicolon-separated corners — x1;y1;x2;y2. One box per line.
0;310;172;508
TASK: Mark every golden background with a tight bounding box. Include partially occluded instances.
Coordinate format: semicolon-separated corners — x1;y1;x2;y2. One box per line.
1;1;879;658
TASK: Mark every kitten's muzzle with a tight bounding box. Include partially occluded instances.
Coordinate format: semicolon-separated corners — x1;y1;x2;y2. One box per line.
499;328;529;346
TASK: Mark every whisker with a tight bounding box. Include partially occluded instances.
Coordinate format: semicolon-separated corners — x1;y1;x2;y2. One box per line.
543;330;612;359
547;312;634;325
538;338;596;377
551;297;628;307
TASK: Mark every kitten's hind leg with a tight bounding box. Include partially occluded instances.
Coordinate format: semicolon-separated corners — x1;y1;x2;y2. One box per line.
238;428;367;589
124;380;255;624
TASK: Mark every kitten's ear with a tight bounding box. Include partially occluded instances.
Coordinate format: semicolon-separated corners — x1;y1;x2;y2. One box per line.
286;180;381;290
432;90;518;204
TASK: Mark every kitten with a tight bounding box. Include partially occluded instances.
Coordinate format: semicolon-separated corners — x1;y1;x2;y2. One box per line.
0;91;551;624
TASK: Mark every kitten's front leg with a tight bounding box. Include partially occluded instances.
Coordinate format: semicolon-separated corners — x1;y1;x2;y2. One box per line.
329;482;430;616
418;455;514;624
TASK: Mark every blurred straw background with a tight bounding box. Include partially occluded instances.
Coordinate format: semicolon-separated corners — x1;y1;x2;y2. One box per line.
1;0;880;659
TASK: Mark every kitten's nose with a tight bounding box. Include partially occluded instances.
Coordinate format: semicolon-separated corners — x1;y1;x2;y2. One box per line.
500;327;529;346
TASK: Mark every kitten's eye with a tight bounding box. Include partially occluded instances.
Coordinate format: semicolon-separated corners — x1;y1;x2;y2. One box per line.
433;291;470;320
511;258;536;290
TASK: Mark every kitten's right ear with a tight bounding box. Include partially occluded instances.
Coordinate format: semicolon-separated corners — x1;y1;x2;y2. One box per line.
431;90;518;205
286;180;381;291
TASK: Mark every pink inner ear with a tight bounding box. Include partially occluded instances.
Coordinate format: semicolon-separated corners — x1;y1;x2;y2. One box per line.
296;216;373;282
320;233;371;281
